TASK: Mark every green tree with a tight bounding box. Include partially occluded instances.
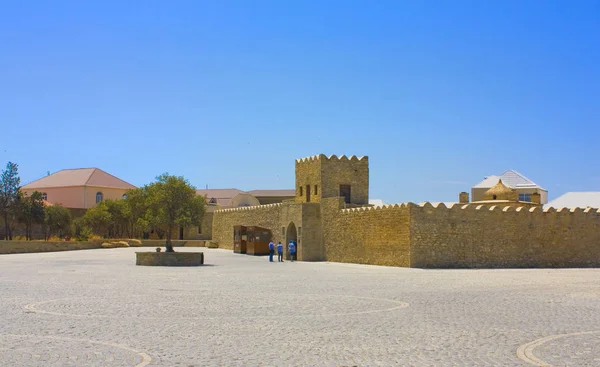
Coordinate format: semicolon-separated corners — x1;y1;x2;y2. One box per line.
145;173;205;252
123;188;149;238
104;199;128;238
0;162;21;240
43;204;72;240
17;191;45;240
82;202;112;237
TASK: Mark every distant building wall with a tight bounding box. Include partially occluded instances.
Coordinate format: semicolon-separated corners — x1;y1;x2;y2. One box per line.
22;187;85;209
472;187;547;204
256;196;294;205
22;186;131;209
182;211;214;240
84;186;131;208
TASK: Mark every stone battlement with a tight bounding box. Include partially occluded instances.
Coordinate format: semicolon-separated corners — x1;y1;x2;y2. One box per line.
295;154;368;164
339;201;600;216
215;203;282;213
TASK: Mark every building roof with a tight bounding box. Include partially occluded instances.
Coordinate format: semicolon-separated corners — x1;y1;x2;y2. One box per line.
473;170;545;190
22;168;136;190
545;192;600;209
196;188;295;206
247;189;295;197
485;179;514;195
195;189;246;206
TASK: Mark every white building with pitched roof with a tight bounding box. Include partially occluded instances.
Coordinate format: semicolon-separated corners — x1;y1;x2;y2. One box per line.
545;192;600;209
471;169;548;204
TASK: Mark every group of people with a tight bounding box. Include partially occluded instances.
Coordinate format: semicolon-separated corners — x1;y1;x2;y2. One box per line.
268;240;296;262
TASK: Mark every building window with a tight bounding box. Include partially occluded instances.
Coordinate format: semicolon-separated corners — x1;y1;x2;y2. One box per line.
519;193;532;202
492;195;497;200
209;198;217;204
314;185;318;195
299;186;303;196
340;184;351;204
42;192;47;201
197;225;202;234
122;194;127;199
96;192;103;203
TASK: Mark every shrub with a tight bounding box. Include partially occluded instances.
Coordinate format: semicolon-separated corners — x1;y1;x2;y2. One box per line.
207;241;219;249
101;241;130;248
76;226;92;242
127;239;143;247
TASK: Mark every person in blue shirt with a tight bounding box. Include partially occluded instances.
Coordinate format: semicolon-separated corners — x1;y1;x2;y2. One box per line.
268;241;275;262
277;241;284;262
289;240;296;262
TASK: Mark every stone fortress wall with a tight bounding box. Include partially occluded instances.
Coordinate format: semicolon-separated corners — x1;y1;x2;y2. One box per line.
212;154;600;268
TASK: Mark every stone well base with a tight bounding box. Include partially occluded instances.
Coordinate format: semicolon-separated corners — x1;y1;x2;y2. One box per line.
136;252;204;266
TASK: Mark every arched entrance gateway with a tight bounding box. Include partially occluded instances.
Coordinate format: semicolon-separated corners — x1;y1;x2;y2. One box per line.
285;222;298;261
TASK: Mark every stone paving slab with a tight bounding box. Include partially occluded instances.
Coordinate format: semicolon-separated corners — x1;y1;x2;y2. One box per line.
1;248;599;366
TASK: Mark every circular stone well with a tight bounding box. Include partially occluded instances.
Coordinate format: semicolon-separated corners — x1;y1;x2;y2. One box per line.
135;252;204;266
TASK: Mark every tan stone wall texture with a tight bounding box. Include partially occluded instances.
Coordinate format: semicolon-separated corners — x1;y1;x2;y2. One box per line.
295;156;322;203
182;211;213;240
320;155;369;205
294;154;368;205
410;203;600;268
320;198;411;267
300;203;323;261
212;204;283;250
140;240;205;247
0;241;101;254
136;251;204;266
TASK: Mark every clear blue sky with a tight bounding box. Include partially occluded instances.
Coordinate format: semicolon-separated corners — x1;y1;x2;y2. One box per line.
1;0;599;203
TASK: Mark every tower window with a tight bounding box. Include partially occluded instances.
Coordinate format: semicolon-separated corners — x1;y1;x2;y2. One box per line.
314;185;318;195
299;186;303;196
492;195;497;200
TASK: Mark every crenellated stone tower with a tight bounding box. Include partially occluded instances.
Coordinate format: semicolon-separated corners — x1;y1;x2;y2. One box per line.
294;154;369;205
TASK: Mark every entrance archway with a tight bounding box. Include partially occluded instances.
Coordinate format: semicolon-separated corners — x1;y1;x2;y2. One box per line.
285;222;297;260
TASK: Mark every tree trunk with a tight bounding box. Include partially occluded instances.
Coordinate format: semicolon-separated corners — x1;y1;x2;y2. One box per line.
3;215;8;240
165;226;174;252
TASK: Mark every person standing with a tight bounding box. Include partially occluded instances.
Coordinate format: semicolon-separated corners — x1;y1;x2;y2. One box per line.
289;240;296;262
277;241;284;262
268;241;275;262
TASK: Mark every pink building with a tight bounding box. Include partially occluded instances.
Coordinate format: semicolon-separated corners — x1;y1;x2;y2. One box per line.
21;168;136;211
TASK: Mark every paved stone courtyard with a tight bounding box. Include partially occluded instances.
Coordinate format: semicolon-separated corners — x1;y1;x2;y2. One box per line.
1;248;599;366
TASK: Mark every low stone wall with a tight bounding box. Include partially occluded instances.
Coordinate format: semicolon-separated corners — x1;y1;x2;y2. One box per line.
135;252;204;266
140;240;206;247
0;241;100;255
